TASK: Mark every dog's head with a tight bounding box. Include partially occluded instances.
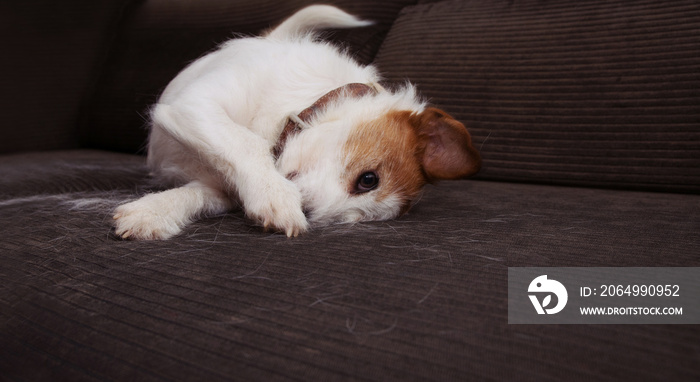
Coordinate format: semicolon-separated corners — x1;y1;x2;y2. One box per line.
276;89;481;226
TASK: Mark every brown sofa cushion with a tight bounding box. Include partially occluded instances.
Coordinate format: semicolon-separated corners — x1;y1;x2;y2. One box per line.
80;0;418;154
374;0;700;193
1;150;698;381
0;0;137;154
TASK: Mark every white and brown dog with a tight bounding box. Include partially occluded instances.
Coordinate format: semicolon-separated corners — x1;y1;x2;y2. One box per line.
113;5;481;240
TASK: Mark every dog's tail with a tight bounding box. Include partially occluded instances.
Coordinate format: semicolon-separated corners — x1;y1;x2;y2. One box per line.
265;5;372;39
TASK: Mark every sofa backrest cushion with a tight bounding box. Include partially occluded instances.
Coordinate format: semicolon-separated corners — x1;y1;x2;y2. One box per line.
374;0;700;193
80;0;418;154
0;0;136;154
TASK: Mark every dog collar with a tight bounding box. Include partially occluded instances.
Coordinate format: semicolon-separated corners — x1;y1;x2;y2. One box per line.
273;83;378;159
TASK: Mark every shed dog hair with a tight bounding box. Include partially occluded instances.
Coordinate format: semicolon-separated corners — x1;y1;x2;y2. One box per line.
113;5;481;240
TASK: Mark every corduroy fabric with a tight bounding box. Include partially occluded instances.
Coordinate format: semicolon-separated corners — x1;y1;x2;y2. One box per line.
374;0;700;193
0;0;137;154
1;150;699;381
79;0;418;154
0;150;148;198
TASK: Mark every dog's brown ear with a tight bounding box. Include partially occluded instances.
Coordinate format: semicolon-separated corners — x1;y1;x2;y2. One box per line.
410;107;481;181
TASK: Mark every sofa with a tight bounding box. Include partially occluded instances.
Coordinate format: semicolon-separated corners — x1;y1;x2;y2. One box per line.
2;0;699;380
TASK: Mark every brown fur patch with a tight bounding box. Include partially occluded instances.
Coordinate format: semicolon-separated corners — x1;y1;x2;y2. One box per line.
342;111;427;214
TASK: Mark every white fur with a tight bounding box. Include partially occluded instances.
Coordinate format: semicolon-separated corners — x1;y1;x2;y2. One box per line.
113;5;425;239
277;88;425;225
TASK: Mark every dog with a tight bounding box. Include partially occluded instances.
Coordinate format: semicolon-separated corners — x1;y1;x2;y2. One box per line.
113;5;481;240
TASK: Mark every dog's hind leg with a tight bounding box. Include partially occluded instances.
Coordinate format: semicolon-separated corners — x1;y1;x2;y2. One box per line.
113;181;233;240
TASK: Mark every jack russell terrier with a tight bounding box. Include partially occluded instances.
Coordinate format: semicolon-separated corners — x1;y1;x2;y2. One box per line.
113;5;481;240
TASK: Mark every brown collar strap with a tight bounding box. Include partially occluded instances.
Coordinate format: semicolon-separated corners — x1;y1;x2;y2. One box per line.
273;83;378;159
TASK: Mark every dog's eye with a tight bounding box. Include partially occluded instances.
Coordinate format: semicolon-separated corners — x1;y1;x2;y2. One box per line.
356;171;379;193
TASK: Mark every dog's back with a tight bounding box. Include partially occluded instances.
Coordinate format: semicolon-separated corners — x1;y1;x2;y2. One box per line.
147;6;380;188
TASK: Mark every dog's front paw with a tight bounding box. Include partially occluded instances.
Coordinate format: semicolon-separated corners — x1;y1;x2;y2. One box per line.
244;178;308;237
113;195;185;240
